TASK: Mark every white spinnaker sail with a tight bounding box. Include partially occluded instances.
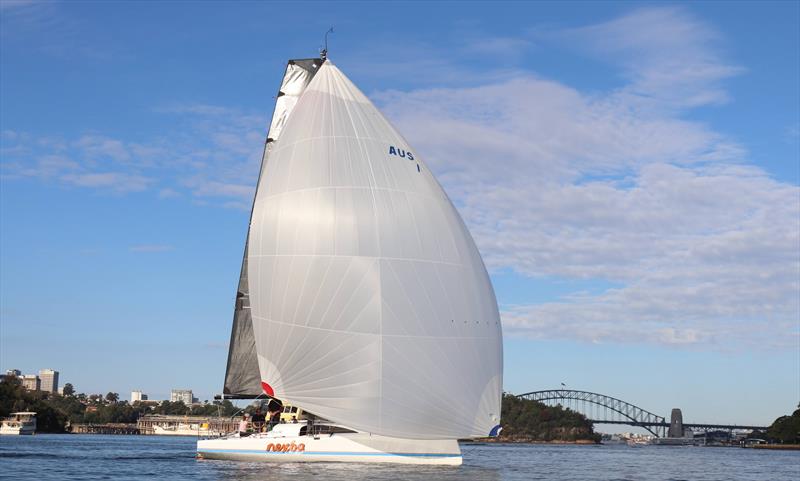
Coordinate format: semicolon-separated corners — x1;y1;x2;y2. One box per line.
248;60;502;440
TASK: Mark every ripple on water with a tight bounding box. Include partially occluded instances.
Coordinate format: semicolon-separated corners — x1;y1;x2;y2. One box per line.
0;435;798;481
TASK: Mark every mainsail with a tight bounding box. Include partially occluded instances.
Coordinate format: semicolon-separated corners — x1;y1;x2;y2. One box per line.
247;59;503;439
223;58;324;398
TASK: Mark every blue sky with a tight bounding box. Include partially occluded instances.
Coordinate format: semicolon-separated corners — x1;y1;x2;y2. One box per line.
1;1;798;429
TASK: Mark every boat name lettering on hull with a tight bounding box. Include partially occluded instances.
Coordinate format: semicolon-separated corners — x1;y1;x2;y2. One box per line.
266;442;305;453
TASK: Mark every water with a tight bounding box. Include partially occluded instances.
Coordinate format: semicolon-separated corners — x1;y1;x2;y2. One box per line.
1;435;798;480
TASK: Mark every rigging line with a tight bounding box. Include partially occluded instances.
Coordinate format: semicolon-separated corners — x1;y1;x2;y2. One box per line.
228;391;266;420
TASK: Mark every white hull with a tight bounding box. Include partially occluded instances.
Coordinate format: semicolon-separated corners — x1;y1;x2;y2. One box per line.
0;425;35;435
197;432;461;465
153;425;220;437
1;413;36;435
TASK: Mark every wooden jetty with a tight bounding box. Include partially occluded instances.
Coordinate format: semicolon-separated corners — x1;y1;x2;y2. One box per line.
137;414;238;435
70;423;140;435
68;416;238;436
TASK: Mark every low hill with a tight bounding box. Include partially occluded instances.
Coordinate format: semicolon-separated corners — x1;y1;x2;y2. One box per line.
766;404;800;444
497;394;599;443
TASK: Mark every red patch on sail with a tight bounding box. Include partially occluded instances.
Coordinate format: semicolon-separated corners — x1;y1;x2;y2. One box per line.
261;381;274;397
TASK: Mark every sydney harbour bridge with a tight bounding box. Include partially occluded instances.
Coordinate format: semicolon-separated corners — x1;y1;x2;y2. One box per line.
517;389;768;437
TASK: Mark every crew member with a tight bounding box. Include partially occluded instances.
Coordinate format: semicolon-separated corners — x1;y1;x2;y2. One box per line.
238;414;249;436
267;399;282;431
251;407;266;432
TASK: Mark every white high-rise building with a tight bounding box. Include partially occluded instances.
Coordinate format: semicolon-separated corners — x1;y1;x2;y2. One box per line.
21;375;40;391
170;389;193;405
39;369;59;393
131;390;148;402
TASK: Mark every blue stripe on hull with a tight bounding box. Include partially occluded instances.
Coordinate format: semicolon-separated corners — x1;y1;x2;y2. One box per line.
198;448;459;458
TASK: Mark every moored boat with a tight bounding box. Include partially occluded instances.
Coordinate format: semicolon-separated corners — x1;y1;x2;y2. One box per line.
0;412;36;435
153;422;222;437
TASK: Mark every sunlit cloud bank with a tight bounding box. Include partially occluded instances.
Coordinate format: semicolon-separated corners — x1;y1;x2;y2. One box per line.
377;8;799;350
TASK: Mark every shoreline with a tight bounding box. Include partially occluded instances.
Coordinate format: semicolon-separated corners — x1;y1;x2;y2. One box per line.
463;438;598;445
751;444;800;451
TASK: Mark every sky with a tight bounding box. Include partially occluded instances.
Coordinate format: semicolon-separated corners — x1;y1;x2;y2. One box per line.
1;1;798;430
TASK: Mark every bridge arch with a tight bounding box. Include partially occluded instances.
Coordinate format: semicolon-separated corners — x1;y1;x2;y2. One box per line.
517;389;666;437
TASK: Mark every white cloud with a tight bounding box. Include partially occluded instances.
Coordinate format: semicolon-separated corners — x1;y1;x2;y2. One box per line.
0;104;265;201
61;172;152;192
376;8;799;350
558;7;744;109
74;135;131;163
157;188;180;199
464;35;534;58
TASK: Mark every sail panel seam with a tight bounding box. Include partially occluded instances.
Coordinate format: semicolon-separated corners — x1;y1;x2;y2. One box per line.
249;253;465;268
252;315;495;339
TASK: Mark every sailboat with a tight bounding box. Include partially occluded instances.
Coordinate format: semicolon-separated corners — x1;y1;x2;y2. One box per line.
197;52;503;465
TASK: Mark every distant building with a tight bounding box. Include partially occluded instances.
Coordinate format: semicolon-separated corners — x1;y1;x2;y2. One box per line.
170;389;193;405
21;375;40;391
39;369;59;393
131;390;149;402
1;369;21;382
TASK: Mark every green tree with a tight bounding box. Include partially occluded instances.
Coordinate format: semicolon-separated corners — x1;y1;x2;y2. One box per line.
153;400;188;415
62;383;75;396
766;405;800;444
0;376;23;417
0;377;68;432
46;394;86;423
105;392;119;403
83;402;139;424
499;394;599;442
189;400;239;417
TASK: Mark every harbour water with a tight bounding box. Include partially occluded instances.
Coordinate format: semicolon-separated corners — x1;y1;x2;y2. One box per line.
1;435;798;480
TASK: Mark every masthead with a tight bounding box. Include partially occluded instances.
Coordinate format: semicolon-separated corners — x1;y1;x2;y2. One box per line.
320;27;334;60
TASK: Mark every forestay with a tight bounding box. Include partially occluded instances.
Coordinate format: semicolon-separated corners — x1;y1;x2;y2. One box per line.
248;60;503;439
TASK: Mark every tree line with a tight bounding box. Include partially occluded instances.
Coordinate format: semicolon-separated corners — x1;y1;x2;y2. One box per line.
499;394;600;442
758;404;800;444
0;376;239;432
6;375;794;443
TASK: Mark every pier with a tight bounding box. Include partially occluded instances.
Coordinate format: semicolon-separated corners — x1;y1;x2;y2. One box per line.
71;423;140;435
69;416;239;436
137;414;238;435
